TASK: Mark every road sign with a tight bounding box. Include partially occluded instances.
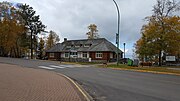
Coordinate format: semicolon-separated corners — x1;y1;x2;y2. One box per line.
166;56;176;61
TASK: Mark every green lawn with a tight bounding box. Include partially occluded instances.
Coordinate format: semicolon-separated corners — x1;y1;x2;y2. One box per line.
107;64;180;74
61;61;180;74
77;62;102;65
61;61;102;65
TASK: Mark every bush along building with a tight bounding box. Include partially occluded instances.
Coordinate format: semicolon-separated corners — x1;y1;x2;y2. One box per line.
46;38;123;63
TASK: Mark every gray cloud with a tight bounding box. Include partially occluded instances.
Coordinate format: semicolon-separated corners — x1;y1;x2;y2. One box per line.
6;0;158;58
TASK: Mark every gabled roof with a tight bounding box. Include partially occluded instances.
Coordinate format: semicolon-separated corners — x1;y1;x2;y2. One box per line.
46;38;122;53
46;43;63;52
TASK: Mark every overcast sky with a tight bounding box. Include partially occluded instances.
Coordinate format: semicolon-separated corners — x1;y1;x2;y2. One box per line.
4;0;158;58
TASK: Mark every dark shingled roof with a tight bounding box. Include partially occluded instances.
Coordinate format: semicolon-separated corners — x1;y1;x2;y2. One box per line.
46;43;63;52
46;38;122;53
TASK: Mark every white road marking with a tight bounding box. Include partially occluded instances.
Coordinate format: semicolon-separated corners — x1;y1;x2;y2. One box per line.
59;65;74;68
38;65;75;70
38;66;55;70
49;65;66;69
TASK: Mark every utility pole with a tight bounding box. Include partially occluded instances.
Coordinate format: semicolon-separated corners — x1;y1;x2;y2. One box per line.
123;43;125;59
113;0;120;66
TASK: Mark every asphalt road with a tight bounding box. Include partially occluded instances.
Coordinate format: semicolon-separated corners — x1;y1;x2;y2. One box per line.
0;57;180;101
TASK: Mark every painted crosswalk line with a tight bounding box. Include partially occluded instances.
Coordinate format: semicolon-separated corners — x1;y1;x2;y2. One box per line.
49;65;66;69
59;65;75;68
38;66;55;70
38;65;76;70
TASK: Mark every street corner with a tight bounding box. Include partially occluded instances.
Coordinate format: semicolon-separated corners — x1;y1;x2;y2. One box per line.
0;63;85;101
57;73;93;101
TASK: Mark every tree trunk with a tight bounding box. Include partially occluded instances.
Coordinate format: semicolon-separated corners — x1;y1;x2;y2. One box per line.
0;46;2;56
16;47;20;58
13;47;17;58
15;42;20;58
159;50;162;66
31;32;33;59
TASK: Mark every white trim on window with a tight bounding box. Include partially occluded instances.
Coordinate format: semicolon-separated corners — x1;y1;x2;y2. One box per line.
65;52;69;58
84;44;90;47
96;52;103;58
75;45;80;48
66;46;71;48
70;52;77;58
82;52;88;58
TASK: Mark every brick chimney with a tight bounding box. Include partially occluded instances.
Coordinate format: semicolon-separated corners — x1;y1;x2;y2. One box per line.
64;38;67;42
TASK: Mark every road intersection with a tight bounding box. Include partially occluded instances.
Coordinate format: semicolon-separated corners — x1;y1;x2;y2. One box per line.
0;57;180;101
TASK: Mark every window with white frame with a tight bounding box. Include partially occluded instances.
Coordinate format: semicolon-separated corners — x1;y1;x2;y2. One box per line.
84;44;90;47
75;45;80;48
70;52;77;58
65;52;69;58
66;46;71;48
82;52;88;58
49;53;54;58
96;52;103;58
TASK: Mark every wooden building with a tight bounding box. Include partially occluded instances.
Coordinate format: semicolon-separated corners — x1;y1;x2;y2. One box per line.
46;38;123;63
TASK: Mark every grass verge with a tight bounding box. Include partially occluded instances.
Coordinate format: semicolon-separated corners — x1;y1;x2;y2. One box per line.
60;61;101;65
107;64;180;74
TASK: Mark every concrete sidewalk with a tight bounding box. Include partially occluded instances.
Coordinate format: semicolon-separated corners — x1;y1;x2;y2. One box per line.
0;63;85;101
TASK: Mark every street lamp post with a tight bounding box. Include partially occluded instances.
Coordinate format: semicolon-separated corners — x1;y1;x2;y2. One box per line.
123;43;125;59
113;0;120;66
123;43;126;64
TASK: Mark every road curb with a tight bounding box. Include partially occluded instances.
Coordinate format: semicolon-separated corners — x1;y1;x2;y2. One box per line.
57;73;93;101
112;68;180;76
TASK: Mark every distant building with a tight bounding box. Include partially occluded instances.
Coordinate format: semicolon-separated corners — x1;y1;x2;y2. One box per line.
46;38;123;63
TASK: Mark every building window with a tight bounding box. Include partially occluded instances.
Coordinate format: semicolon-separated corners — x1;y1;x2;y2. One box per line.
82;52;88;58
70;52;77;58
70;52;77;55
96;52;103;58
49;53;54;58
75;45;80;48
65;52;69;58
84;44;90;47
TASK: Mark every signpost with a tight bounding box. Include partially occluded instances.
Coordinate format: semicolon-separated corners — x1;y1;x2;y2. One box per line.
166;56;176;61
